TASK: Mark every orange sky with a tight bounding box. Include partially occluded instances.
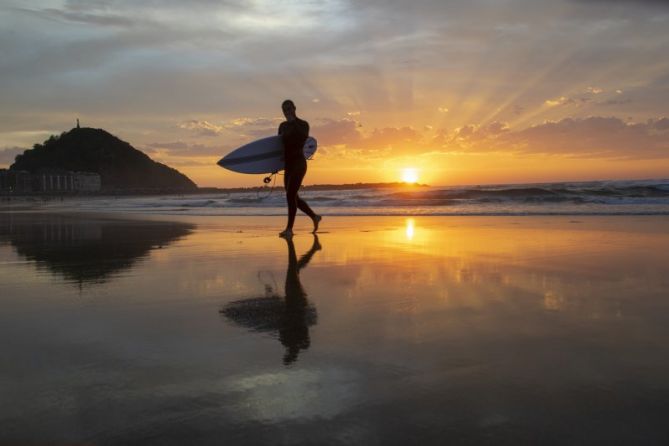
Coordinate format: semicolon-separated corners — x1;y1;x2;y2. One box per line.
1;0;668;187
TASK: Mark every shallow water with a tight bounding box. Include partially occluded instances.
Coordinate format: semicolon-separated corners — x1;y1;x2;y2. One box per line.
5;178;669;216
2;213;669;444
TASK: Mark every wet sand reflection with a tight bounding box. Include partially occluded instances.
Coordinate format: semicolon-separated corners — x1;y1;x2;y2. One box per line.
221;235;321;365
0;213;193;285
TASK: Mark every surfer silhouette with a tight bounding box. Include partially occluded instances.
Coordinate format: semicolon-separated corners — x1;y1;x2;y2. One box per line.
278;99;321;238
220;234;321;365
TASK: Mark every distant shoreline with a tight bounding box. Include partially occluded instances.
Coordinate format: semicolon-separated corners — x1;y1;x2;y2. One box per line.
0;181;428;198
199;182;428;194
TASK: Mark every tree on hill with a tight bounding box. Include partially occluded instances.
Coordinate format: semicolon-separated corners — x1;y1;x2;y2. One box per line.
11;127;197;191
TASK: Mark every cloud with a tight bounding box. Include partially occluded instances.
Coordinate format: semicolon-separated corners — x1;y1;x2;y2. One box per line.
312;118;363;146
308;118;426;159
544;96;591;107
145;141;223;157
546;88;635;108
225;117;280;128
509;105;525;116
19;0;350;41
447;116;669;159
653;118;669;130
177;120;225;137
13;0;257;30
569;0;669;5
172;117;425;159
222;117;282;138
544;87;632;108
600;98;633;106
13;7;139;28
513;117;666;155
451;121;510;143
431;128;451;147
146;141;189;151
545;97;573;107
162;115;669;163
365;126;421;149
61;0;245;11
175;117;282;140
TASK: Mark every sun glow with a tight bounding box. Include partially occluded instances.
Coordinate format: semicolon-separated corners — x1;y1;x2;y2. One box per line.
401;168;419;184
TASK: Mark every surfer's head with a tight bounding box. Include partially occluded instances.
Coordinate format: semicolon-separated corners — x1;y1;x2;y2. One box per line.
282;99;297;120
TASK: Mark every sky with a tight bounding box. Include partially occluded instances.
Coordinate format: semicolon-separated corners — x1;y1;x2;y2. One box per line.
1;0;668;187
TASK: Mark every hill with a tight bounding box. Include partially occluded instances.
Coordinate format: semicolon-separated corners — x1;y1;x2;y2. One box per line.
10;127;197;191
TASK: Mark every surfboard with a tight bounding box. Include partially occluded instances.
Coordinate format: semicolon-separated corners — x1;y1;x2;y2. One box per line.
217;136;317;174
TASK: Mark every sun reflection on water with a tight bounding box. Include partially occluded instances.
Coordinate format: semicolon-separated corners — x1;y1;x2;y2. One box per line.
405;218;415;241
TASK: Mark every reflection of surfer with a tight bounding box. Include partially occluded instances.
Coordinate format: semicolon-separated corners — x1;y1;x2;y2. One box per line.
280;234;321;364
220;234;321;365
278;100;322;238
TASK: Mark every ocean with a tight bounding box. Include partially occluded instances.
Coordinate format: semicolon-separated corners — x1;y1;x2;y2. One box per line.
16;178;669;216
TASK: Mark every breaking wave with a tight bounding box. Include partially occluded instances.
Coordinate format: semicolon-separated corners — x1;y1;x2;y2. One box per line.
25;179;669;216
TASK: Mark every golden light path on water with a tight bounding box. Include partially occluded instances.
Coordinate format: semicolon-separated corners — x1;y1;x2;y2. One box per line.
405;218;415;241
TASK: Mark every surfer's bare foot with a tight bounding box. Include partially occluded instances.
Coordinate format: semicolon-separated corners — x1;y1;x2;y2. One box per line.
279;229;293;238
312;215;322;233
312;234;322;251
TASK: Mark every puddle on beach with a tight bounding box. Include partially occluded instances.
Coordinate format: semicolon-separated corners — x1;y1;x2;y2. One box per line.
2;213;669;444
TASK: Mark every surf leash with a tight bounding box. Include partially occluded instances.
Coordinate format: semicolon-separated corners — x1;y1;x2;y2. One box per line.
257;171;280;200
257;150;313;199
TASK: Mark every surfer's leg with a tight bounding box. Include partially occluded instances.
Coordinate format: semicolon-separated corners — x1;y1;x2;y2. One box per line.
283;169;304;233
280;172;295;237
296;196;315;218
283;160;321;234
296;195;321;232
295;162;321;232
285;192;297;234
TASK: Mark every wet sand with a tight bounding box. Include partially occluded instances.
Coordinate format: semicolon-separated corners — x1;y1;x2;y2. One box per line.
2;213;669;444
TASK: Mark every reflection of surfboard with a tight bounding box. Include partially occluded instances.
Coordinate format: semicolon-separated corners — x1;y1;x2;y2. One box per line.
217;136;317;174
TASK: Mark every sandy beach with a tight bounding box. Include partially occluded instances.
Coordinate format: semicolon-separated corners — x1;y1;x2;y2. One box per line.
2;212;669;444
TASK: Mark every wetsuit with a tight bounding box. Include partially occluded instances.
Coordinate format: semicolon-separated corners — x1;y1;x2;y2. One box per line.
279;118;316;229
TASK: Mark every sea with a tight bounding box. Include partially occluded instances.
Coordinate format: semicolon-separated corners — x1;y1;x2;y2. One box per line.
10;178;669;216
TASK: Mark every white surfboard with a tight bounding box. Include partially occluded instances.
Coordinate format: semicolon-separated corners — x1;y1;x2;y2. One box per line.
217;136;317;174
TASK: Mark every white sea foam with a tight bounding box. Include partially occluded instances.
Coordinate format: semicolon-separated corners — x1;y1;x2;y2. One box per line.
14;179;669;216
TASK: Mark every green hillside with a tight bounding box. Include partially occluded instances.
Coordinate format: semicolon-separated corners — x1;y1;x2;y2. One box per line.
11;127;197;191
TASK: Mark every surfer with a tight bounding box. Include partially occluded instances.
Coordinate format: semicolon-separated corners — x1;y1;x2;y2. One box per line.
278;99;321;238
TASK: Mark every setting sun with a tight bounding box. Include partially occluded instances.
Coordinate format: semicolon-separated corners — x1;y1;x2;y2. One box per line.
401;168;419;184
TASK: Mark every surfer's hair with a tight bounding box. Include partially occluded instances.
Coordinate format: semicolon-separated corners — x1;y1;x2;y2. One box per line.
282;99;296;111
